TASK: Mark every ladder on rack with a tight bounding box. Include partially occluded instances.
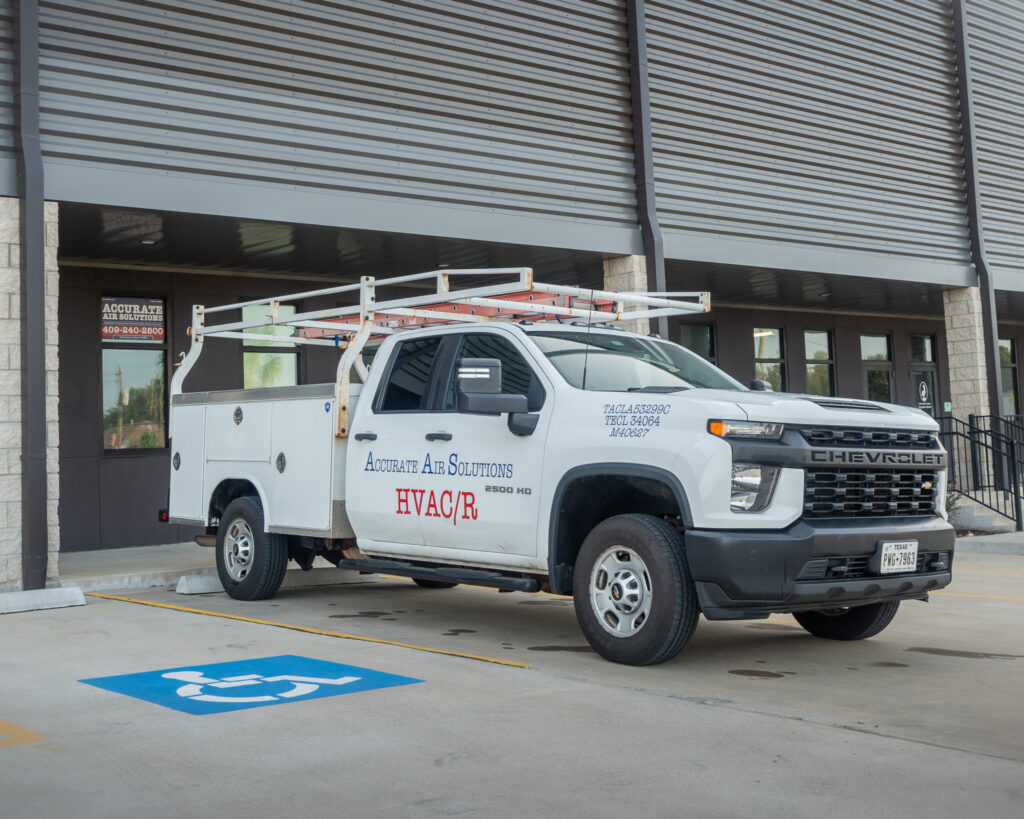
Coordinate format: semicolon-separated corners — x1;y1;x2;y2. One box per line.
170;267;711;438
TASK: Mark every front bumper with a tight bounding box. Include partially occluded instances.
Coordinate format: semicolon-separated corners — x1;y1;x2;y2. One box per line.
685;516;954;620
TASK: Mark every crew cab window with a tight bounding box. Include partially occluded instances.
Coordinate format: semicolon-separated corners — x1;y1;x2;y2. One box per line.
377;337;442;411
443;334;545;411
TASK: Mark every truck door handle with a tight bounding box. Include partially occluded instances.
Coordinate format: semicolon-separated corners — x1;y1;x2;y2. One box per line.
426;432;452;442
353;432;377;441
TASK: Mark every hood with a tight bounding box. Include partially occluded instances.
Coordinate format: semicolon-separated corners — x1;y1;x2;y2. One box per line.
683;389;939;431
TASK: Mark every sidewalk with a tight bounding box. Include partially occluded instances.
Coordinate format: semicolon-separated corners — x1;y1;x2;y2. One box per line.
58;542;213;592
952;530;1024;554
54;531;1024;595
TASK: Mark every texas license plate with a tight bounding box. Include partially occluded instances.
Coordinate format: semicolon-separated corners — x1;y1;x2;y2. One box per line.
879;540;918;575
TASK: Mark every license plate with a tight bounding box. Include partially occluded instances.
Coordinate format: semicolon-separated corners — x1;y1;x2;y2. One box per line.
879;540;918;575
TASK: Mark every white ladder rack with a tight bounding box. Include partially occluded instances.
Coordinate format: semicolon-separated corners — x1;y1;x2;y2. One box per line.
170;267;710;438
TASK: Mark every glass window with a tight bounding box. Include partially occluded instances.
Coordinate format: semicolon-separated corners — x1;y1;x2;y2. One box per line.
101;296;167;450
1000;339;1017;415
528;331;742;392
378;337;442;411
678;324;715;361
910;335;935;363
102;350;166;449
753;328;782;360
753;328;785;391
444;334;545;411
243;304;298;389
866;370;892;403
860;334;891;361
804;330;835;397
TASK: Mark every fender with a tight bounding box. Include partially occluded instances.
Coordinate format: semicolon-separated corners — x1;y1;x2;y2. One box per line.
206;474;272;529
546;463;693;594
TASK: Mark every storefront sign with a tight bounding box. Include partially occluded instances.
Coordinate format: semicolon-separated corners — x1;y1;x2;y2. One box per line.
912;371;935;416
101;297;165;342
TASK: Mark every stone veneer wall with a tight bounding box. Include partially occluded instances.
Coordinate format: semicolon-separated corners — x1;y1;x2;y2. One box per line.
602;255;651;336
942;286;991;420
0;198;59;592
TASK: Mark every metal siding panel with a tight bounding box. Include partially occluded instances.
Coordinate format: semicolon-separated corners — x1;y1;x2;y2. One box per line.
967;0;1024;292
38;0;638;252
0;1;15;197
649;0;971;280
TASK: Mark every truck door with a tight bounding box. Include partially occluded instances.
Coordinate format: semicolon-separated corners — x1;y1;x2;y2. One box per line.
417;332;551;557
345;335;447;547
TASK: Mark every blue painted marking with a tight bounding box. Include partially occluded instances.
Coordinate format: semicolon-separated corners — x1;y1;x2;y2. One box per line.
80;655;421;715
324;401;331;413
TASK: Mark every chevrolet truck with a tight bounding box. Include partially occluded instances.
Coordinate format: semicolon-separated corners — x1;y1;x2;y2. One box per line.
166;268;954;665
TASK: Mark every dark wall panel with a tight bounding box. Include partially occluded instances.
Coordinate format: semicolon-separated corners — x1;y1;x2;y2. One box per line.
0;0;14;196
39;0;639;255
648;0;971;286
967;0;1024;293
58;265;340;550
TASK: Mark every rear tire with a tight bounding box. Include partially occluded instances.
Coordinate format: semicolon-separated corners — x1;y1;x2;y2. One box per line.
413;578;458;589
793;601;900;641
572;514;698;666
216;496;288;601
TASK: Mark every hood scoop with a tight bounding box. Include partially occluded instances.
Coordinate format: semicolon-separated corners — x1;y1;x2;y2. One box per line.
799;397;890;412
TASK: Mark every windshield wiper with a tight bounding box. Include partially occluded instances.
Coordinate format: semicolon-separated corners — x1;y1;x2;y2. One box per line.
627;385;688;393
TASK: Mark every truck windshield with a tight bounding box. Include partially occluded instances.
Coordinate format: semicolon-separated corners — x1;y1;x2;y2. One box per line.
527;331;743;392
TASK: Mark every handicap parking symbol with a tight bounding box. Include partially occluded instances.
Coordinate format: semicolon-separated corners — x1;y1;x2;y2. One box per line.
80;655;421;715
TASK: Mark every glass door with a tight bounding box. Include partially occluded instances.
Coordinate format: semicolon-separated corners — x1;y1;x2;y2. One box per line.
910;334;937;416
860;334;893;403
864;367;892;403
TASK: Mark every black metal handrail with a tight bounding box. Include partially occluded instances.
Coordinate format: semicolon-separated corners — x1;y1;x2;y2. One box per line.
937;416;1023;530
969;413;1024;444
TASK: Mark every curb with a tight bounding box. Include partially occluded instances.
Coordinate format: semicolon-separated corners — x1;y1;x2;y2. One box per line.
0;586;87;615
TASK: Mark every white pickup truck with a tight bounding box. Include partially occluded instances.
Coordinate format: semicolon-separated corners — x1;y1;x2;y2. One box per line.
167;268;954;665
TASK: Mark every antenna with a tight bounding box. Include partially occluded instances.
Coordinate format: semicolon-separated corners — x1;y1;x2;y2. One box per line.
581;289;595;390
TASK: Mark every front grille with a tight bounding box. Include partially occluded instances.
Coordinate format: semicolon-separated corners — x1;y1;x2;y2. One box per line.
797;552;951;580
799;426;938;449
804;468;938;518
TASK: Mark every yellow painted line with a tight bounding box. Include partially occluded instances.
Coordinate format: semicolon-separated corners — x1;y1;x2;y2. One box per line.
87;593;529;668
0;720;43;749
932;591;1024;601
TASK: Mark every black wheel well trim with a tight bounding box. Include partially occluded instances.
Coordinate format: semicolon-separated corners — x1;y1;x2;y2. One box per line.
208;478;262;525
547;463;692;594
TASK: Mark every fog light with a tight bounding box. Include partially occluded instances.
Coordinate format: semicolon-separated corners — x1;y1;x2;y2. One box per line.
730;464;780;512
928;552;950;571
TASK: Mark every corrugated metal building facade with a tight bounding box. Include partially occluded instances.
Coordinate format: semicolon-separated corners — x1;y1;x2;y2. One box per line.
2;0;1023;562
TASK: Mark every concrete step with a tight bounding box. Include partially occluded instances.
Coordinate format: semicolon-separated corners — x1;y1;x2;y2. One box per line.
950;494;1016;534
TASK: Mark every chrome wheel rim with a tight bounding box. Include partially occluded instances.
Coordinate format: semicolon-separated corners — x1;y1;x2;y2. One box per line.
589;546;653;638
223;518;255;582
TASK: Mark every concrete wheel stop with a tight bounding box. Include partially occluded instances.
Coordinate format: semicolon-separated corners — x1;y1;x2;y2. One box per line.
0;586;86;615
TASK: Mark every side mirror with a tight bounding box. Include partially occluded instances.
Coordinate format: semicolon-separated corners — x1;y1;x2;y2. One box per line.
456;358;528;415
508;412;539;437
750;379;774;392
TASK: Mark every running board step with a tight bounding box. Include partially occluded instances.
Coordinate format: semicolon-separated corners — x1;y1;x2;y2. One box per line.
336;558;540;593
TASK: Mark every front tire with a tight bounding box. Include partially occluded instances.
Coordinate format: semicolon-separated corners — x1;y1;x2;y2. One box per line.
573;514;698;666
216;496;288;601
793;601;900;641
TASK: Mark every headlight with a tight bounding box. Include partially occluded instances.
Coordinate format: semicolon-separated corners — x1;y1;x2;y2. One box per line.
730;464;780;512
709;420;784;440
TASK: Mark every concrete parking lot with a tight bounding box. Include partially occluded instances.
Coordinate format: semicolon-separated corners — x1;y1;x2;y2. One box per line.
2;552;1022;818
